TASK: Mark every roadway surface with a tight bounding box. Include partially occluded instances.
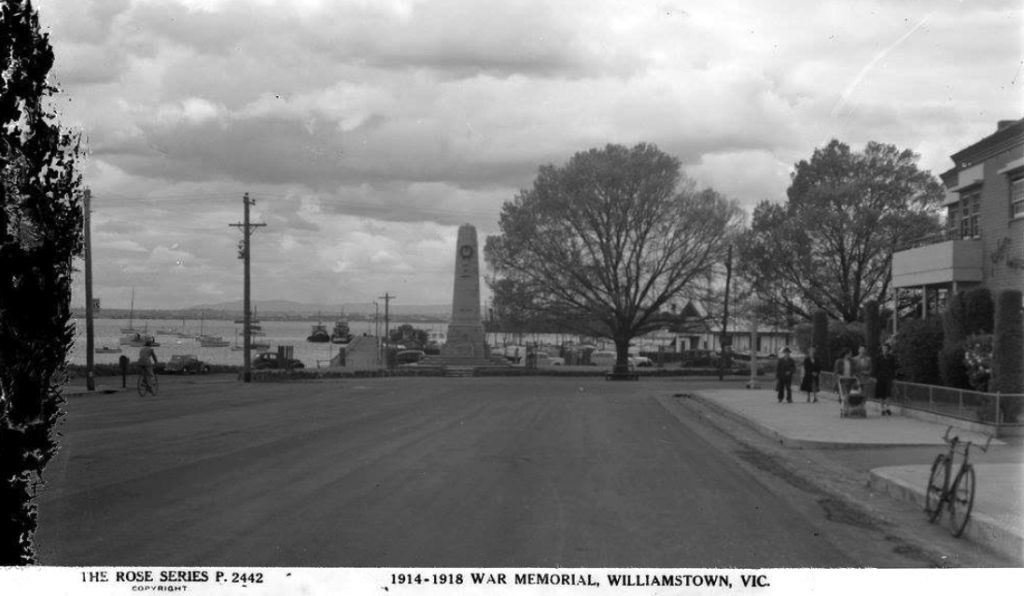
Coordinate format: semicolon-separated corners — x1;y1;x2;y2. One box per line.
33;375;1003;567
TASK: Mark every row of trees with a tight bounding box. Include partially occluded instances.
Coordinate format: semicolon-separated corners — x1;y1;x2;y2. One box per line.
485;138;946;374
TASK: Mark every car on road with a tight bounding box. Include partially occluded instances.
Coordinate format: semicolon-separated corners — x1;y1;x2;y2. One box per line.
164;354;211;374
253;352;305;370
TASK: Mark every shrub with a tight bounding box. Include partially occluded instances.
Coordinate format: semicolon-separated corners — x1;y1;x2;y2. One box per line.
963;334;993;392
812;310;830;365
894;317;944;384
864;299;881;358
793;323;813;353
828;320;864;363
938;343;971;389
991;290;1023;422
942;292;967;346
963;287;994;335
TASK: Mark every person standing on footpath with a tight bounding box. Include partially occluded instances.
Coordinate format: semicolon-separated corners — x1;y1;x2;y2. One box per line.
855;346;873;398
775;347;797;403
799;347;821;403
874;343;897;416
834;348;856;397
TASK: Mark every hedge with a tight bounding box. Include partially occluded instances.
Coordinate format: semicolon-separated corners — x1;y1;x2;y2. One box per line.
943;292;968;346
894;317;944;384
963;287;994;335
991;289;1023;401
937;343;971;389
827;320;864;363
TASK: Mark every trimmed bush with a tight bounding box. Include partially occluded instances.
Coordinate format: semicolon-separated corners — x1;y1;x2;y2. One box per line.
963;334;993;392
938;343;971;389
864;299;881;358
828;320;864;362
943;291;968;346
991;290;1023;423
813;310;830;365
894;317;944;384
963;287;994;335
793;323;813;353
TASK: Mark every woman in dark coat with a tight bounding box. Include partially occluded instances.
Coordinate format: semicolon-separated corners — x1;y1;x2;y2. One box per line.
799;347;821;402
874;343;897;416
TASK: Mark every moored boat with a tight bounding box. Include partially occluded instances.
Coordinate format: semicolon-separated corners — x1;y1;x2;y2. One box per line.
330;317;351;344
198;335;231;347
307;312;330;342
307;323;330;342
120;332;158;347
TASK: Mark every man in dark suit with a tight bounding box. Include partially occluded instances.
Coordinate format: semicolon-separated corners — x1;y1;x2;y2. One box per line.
775;347;797;403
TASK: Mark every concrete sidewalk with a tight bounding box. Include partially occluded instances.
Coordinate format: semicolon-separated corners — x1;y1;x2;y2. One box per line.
692;388;1023;563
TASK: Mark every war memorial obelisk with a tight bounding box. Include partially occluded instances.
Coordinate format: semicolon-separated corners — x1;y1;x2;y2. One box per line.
441;224;489;359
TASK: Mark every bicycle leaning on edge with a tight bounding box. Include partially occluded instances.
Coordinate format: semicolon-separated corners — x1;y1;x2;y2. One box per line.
924;426;992;537
137;368;159;397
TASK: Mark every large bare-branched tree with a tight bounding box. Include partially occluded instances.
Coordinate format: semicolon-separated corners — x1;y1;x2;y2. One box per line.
737;140;943;324
485;143;743;375
1;0;84;565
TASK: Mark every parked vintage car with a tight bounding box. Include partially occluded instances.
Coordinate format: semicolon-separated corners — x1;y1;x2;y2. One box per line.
629;355;654;368
164;354;211;374
533;352;564;367
253;352;305;370
395;349;427;365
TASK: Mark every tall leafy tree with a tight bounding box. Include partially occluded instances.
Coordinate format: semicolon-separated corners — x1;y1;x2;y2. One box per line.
737;140;943;323
485;143;743;374
1;0;84;564
487;277;540;340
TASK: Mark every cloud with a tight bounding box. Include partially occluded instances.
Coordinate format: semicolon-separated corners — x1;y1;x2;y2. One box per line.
686;150;794;211
49;0;1024;308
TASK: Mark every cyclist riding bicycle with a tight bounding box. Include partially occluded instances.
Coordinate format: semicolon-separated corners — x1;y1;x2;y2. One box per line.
138;340;159;389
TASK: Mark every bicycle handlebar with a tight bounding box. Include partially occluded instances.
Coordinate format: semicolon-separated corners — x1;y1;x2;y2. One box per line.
942;425;993;452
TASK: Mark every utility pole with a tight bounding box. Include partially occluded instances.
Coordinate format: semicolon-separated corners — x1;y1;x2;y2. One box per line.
374;301;380;364
83;188;95;391
230;193;265;382
379;292;394;344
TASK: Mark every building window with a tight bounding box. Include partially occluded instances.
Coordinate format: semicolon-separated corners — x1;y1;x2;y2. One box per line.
1011;177;1024;219
957;188;981;238
946;204;958;239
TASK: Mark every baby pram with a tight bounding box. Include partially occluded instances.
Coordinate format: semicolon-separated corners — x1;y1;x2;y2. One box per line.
836;375;867;418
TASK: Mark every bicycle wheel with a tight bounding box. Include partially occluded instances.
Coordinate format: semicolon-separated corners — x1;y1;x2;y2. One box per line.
150;374;159;396
925;454;948;522
137;373;146;397
948;464;975;537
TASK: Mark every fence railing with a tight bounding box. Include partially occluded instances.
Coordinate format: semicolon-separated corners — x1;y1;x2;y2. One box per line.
819;371;1024;430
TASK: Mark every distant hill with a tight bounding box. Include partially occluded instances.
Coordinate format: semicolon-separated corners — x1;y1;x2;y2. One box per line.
187;300;450;318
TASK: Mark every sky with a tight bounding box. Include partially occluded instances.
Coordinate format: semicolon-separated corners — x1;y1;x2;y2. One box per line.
35;0;1024;311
